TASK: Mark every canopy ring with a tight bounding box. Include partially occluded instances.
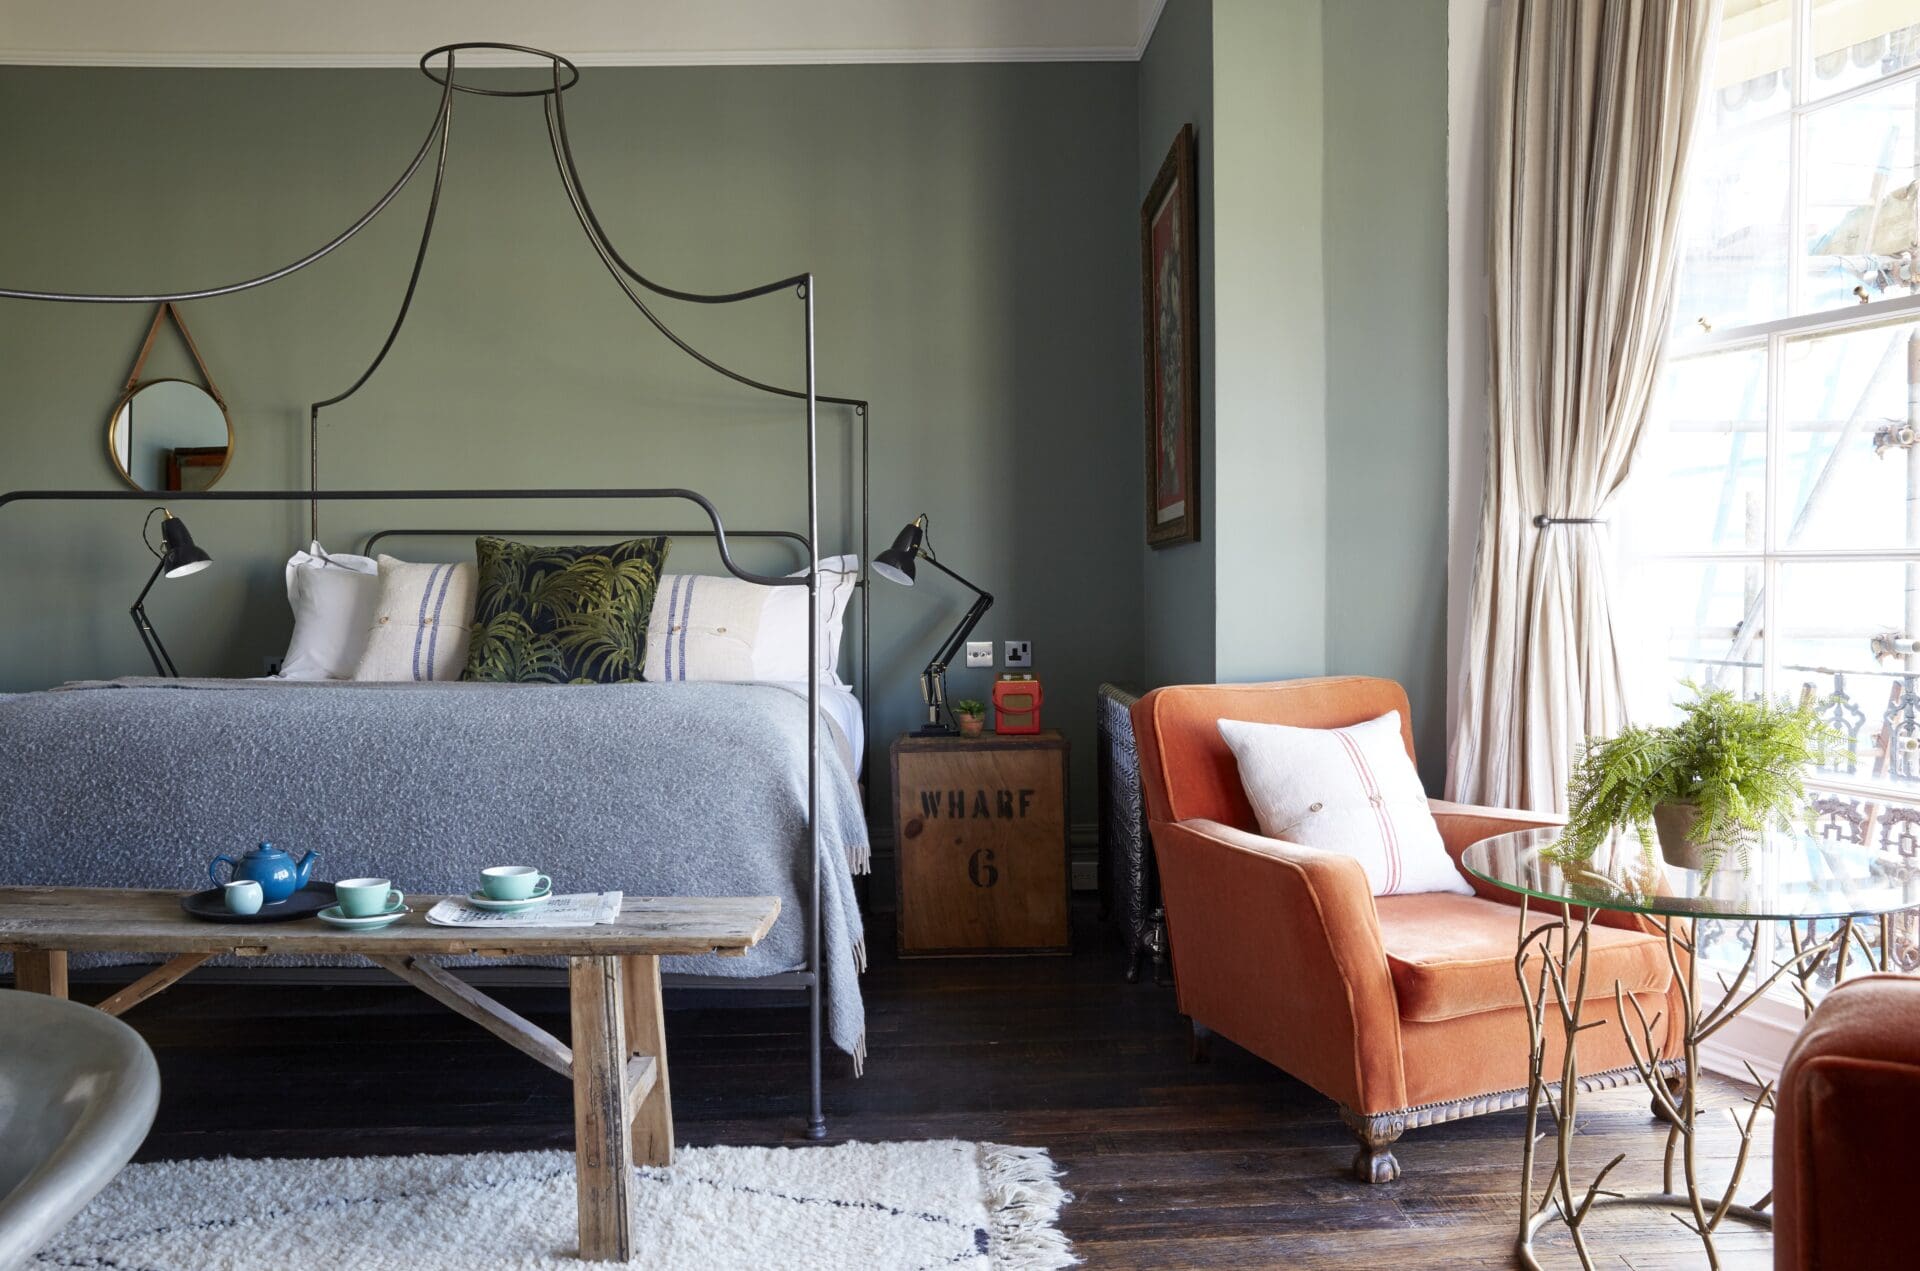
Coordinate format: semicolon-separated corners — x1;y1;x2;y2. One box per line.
419;43;580;97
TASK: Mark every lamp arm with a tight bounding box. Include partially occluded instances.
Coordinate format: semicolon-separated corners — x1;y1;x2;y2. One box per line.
910;552;993;732
928;590;994;676
128;554;178;677
918;554;993;669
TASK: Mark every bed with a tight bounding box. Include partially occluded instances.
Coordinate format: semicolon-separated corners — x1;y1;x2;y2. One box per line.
0;42;876;1138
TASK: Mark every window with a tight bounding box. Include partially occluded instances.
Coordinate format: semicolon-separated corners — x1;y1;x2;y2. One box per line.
1621;0;1920;978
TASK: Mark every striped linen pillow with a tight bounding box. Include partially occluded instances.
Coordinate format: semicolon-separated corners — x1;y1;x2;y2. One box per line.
351;556;478;682
644;555;858;686
1216;710;1470;897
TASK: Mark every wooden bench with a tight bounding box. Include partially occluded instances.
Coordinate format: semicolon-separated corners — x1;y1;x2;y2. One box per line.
0;886;781;1262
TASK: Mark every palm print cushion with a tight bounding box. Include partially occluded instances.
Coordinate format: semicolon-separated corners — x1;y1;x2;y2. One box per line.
462;536;671;684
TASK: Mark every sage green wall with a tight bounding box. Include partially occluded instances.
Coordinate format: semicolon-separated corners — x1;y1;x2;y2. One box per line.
1212;0;1327;684
0;64;1144;822
1324;0;1451;788
1138;0;1216;689
1134;0;1451;792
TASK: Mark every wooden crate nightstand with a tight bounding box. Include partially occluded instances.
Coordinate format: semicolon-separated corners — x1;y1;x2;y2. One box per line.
890;730;1070;956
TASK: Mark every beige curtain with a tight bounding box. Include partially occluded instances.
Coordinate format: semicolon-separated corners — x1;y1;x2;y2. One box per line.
1448;0;1716;810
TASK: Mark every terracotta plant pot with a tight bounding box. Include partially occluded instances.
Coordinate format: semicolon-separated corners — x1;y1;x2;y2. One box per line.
956;714;986;737
1651;801;1714;872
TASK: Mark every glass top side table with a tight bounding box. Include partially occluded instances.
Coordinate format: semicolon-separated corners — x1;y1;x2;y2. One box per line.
1461;827;1920;1271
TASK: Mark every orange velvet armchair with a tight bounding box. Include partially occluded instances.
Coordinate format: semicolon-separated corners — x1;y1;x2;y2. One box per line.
1130;677;1685;1181
1774;973;1920;1269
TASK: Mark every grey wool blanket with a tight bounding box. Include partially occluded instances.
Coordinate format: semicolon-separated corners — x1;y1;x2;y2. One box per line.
0;678;868;1063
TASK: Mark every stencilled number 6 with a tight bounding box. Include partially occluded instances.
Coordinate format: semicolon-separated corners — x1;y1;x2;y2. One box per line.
968;848;999;888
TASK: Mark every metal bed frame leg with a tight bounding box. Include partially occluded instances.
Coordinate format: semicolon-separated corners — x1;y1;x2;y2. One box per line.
803;276;828;1143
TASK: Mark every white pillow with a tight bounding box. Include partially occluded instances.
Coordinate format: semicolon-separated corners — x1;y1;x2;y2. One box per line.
351;556;477;682
645;555;858;685
279;542;381;680
1217;710;1470;897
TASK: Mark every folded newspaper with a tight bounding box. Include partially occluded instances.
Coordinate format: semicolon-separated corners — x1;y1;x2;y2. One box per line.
425;892;624;928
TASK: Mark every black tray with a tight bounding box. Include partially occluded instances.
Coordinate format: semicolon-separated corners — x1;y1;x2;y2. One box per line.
180;881;337;923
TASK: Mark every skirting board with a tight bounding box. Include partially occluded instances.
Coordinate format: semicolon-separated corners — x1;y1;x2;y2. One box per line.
1698;988;1805;1086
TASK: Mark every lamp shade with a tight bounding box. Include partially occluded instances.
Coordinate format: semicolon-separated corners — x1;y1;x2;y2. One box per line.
872;519;924;587
159;512;212;578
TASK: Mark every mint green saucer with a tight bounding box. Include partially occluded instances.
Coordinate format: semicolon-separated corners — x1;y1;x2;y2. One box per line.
317;903;409;930
465;888;553;913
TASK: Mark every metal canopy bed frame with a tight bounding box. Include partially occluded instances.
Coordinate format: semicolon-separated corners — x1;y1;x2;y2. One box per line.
0;44;871;1140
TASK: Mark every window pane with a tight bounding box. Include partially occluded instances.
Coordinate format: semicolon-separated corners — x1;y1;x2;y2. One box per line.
1776;559;1920;793
1675;0;1794;333
1713;0;1793;124
1803;75;1918;312
1627;349;1769;553
1809;0;1920;100
1775;317;1920;550
1618;558;1768;720
1672;118;1792;333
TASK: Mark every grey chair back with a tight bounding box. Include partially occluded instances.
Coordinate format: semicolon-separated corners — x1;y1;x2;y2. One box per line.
0;989;159;1270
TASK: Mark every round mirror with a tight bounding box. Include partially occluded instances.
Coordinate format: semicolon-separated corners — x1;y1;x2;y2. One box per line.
107;379;233;492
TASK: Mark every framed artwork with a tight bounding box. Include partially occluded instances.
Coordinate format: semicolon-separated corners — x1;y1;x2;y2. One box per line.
1140;123;1200;548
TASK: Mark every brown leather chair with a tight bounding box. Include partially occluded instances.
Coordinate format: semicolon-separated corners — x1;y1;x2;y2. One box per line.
1774;973;1918;1269
1130;677;1685;1181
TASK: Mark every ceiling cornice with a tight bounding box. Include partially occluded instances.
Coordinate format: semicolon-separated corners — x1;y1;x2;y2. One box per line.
1135;0;1171;59
0;46;1147;68
0;1;1177;68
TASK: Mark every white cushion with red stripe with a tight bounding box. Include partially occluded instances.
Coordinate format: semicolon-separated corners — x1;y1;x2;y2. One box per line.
1216;710;1471;897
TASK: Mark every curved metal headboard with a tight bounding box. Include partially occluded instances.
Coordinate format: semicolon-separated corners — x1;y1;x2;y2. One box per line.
0;487;800;588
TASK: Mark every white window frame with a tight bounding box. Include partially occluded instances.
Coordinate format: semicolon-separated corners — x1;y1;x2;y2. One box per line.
1653;17;1920;812
1635;3;1920;1078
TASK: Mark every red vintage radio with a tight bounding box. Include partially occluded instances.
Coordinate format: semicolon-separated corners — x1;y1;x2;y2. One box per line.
992;674;1043;734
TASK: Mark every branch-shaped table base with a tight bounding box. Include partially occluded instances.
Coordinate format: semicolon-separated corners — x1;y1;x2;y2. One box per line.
1513;901;1883;1270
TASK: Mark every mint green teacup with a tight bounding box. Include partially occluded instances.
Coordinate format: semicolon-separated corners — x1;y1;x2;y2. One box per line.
482;866;551;901
335;877;404;918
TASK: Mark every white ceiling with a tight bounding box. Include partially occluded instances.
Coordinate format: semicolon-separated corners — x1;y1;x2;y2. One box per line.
0;0;1171;66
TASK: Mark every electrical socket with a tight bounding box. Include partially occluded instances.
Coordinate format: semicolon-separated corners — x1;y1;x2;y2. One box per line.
1004;639;1031;668
966;641;994;668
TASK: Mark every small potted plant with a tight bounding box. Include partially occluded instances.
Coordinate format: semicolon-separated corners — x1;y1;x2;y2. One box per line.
952;699;988;738
1561;684;1836;878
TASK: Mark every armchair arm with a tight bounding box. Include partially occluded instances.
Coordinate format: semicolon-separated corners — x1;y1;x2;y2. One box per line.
1428;800;1657;940
1150;818;1407;1114
1428;800;1561;907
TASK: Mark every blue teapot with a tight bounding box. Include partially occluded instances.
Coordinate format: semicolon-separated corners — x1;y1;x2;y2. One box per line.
209;842;319;905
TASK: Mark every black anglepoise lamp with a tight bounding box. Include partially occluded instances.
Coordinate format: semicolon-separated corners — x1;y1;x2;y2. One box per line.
131;507;212;677
874;514;993;735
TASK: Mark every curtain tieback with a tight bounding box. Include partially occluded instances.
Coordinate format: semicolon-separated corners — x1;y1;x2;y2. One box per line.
1532;514;1606;529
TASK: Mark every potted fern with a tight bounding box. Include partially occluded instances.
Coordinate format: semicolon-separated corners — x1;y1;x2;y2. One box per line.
1561;685;1836;878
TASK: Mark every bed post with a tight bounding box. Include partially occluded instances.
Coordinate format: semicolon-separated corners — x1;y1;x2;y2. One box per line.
803;274;826;1142
859;400;871;821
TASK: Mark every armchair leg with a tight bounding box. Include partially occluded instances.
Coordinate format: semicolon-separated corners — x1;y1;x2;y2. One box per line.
1188;1020;1213;1064
1650;1071;1686;1125
1340;1108;1406;1184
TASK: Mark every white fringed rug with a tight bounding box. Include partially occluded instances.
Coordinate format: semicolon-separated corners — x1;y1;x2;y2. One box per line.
34;1140;1076;1271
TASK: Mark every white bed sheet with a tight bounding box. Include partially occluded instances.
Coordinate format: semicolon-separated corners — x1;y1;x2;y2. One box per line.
764;680;866;777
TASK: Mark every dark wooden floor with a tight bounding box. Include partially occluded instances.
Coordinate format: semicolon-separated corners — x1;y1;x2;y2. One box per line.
66;904;1771;1269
